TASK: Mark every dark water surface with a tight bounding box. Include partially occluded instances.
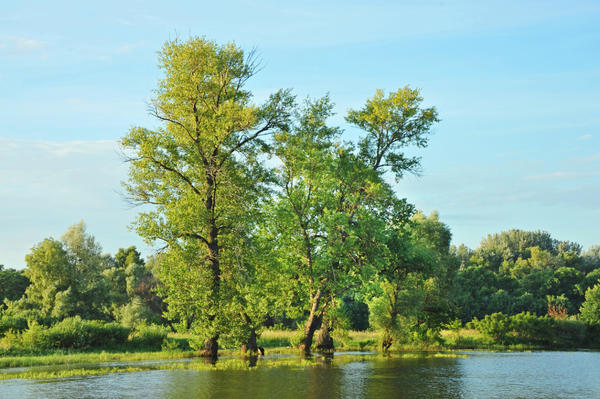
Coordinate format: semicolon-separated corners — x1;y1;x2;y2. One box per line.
1;351;599;398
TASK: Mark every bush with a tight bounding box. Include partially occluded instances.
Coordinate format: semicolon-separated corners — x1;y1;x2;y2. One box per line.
289;330;305;349
580;284;600;325
510;312;553;345
161;337;189;351
552;318;585;347
469;313;512;343
131;324;169;348
0;316;28;337
19;317;130;350
468;312;588;348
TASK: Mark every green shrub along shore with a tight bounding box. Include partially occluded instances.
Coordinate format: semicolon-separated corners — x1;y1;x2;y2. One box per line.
1;313;599;380
1;313;598;365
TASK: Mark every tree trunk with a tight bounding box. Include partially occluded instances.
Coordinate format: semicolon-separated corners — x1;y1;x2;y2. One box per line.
315;317;334;352
204;173;221;362
299;289;322;355
241;328;259;354
201;336;219;360
381;329;393;353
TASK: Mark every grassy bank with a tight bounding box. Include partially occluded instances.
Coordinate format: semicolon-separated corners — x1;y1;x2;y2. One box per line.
0;349;198;369
0;351;466;380
1;325;594;381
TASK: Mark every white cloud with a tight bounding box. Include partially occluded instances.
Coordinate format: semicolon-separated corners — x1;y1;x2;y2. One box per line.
579;134;593;140
524;171;577;181
117;40;147;53
0;36;48;54
13;37;47;52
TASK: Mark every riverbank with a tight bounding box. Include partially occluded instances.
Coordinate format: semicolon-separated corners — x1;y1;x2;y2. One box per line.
1;327;595;380
0;350;468;380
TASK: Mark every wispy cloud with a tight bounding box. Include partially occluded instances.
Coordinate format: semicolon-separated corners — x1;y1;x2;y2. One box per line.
524;171;577;181
117;40;147;53
0;36;48;55
579;134;593;140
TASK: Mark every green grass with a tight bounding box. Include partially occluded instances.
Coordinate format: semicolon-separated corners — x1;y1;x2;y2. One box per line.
0;327;553;381
440;328;544;351
257;329;380;351
0;351;467;380
257;329;295;348
0;349;198;369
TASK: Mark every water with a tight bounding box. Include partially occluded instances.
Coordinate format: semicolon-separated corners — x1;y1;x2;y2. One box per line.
1;351;599;398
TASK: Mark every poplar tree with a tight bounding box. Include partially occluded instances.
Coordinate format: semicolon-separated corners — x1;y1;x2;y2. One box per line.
122;37;293;358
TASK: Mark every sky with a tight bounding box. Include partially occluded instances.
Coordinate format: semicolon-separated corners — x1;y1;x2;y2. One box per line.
1;0;599;268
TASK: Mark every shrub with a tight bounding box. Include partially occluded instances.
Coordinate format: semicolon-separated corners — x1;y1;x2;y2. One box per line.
161;337;186;351
19;317;130;350
0;316;28;337
469;313;512;343
131;324;169;348
552;318;585;347
580;284;600;325
510;312;553;345
289;330;305;349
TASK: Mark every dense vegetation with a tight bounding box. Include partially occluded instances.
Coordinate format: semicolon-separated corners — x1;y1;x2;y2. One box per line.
2;37;600;359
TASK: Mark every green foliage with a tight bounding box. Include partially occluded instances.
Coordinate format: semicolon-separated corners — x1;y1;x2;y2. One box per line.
131;324;169;348
11;317;130;350
468;313;512;343
346;87;439;179
0;266;30;308
454;229;596;322
366;210;455;351
23;222;112;321
161;337;189;351
580;283;600;325
0;316;28;337
468;312;587;348
115;297;161;328
337;296;370;331
509;312;554;344
122;36;294;351
288;330;306;349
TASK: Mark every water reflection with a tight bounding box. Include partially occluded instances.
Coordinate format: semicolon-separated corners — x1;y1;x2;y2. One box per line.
1;352;600;398
340;360;372;399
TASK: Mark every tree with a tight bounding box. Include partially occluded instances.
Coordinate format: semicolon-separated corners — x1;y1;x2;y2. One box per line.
122;37;293;358
580;282;600;325
0;266;30;308
105;247;165;327
346;86;439;178
270;87;438;354
367;211;454;351
22;222;111;320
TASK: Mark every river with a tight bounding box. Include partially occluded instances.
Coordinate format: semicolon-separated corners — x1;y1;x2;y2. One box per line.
1;351;599;398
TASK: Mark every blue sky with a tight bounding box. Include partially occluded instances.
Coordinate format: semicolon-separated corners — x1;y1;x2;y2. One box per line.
1;0;599;268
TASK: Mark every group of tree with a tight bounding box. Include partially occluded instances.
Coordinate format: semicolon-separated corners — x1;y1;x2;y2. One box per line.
453;229;600;324
119;36;443;357
1;222;163;329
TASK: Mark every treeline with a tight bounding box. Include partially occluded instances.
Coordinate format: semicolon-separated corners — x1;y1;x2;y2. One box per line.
453;230;600;322
2;224;600;354
0;222;165;333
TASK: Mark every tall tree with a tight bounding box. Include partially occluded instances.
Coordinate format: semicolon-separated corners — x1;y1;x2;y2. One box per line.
271;87;438;353
122;37;293;358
